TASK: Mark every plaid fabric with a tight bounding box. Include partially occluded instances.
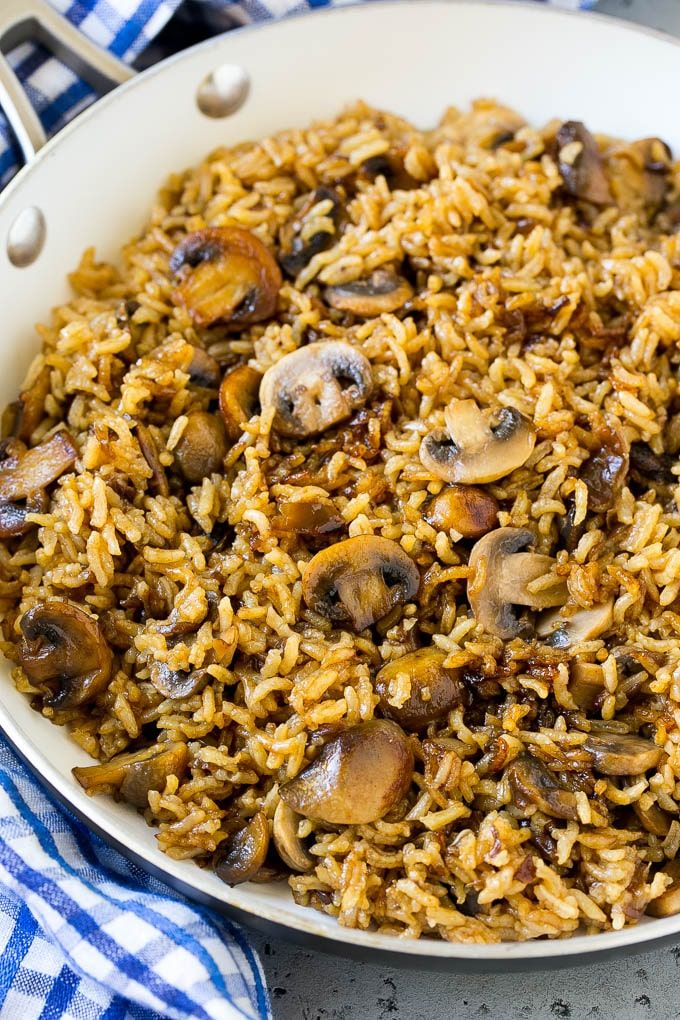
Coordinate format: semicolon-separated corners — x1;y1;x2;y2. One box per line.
0;0;594;1016
0;735;271;1019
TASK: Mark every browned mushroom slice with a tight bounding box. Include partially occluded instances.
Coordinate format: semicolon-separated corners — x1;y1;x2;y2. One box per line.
171;226;281;327
567;662;606;711
187;346;221;388
18;603;113;710
647;860;680;917
632;797;671;838
280;720;413;824
0;489;48;539
608;137;672;209
506;755;580;821
556;121;613;205
259;342;373;438
324;270;413;318
583;733;663;776
537;601;614;649
279;186;343;277
467;528;567;640
213;812;270;885
7;364;52;442
580;416;629;512
272;800;313;873
271;500;344;543
149;662;211;700
424;484;499;539
73;742;189;808
0;431;77;503
218;364;262;442
420;401;535;485
375;648;464;730
174;411;227;483
629;441;676;489
302;535;419;631
136;423;169;496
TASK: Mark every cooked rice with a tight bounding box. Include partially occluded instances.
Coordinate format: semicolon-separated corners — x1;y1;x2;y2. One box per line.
3;97;680;941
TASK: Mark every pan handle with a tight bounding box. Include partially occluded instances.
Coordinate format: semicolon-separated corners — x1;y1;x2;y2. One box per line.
0;0;134;165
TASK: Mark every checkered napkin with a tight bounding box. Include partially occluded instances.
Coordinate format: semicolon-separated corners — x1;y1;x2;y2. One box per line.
0;0;595;1016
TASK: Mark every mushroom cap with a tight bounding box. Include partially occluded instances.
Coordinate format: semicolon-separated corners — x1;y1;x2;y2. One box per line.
0;431;77;503
174;410;228;483
537;601;614;649
18;602;113;710
272;800;313;873
375;647;464;730
583;733;663;776
506;754;580;821
187;346;221;389
213;812;270;886
72;742;189;808
324;270;413;318
302;535;420;631
259;341;373;438
648;860;680;918
279;719;413;825
218;364;262;442
149;663;211;700
424;484;499;539
420;400;535;485
171;226;281;328
278;186;342;277
467;527;567;640
556;121;613;205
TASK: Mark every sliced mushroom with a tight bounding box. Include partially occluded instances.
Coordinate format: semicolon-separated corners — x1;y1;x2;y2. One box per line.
278;186;343;277
6;364;52;442
0;489;48;539
149;662;211;700
18;603;113;710
420;401;535;484
213;812;270;886
556;121;613;205
581;416;628;512
607;137;672;210
506;754;580;821
271;499;344;544
375;648;464;730
136;423;169;496
632;797;671;838
424;484;499;539
467;528;567;640
648;860;680;918
324;270;413;318
567;662;606;711
174;410;227;483
218;364;262;442
0;431;77;503
171;226;281;327
280;720;413;824
259;341;373;438
72;742;189;808
302;535;419;631
629;441;676;489
187;346;221;388
583;733;663;776
272;800;313;873
537;601;614;649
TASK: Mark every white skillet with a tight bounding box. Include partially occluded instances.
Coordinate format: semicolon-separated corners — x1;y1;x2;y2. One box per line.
1;0;680;970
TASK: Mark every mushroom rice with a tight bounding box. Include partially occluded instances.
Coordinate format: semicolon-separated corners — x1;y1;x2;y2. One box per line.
3;98;680;940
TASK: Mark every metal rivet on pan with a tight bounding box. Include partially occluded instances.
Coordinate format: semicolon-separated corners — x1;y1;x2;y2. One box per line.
196;65;250;119
7;206;46;267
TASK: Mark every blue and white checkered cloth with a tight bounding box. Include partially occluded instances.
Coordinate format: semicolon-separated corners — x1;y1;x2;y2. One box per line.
0;0;594;1016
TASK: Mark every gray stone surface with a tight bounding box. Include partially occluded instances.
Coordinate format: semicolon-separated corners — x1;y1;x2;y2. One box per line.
253;2;680;1016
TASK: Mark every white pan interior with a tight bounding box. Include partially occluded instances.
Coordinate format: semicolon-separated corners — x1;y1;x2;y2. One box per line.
2;0;680;963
